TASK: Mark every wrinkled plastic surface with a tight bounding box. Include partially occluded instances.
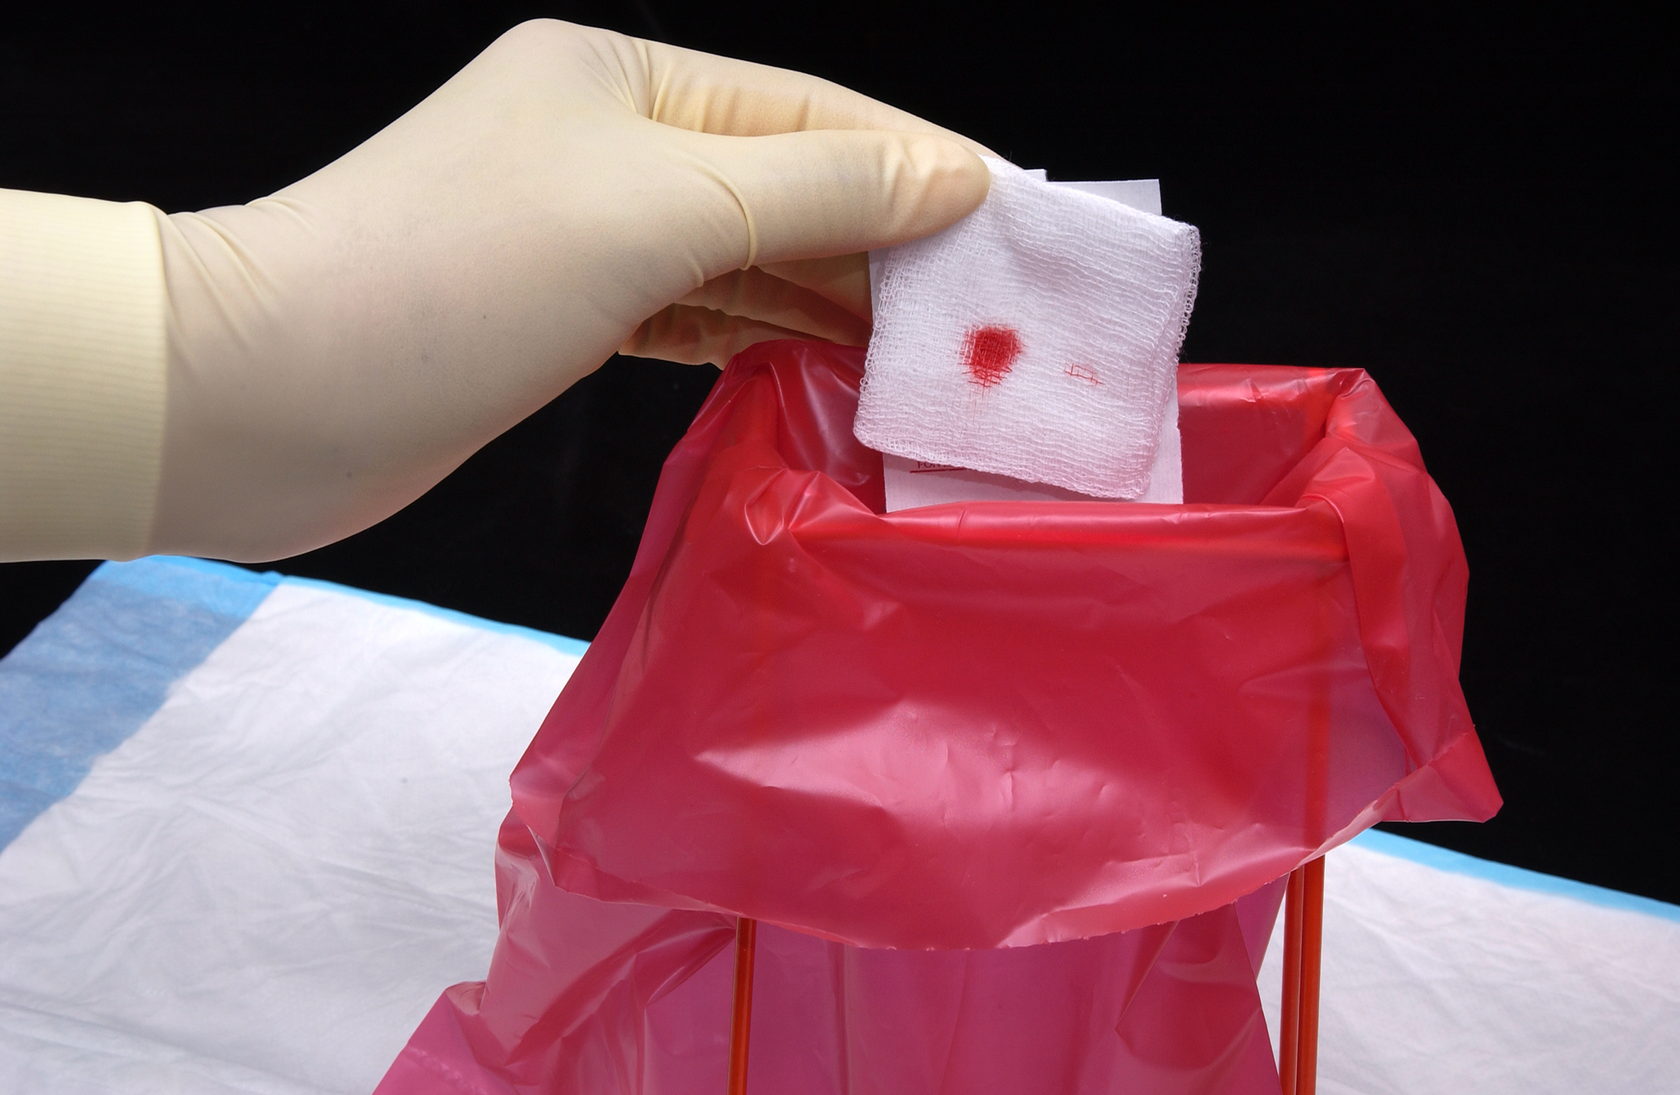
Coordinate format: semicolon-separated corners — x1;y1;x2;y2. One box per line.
381;836;1287;1095
378;340;1497;1094
515;340;1498;949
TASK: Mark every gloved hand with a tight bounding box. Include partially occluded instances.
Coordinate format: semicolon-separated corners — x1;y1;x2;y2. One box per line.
151;19;990;562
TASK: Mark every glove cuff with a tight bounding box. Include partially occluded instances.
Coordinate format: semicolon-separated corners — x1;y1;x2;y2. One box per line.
1;189;166;561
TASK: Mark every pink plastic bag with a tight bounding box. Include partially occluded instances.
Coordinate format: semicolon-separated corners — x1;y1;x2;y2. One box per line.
379;341;1498;1093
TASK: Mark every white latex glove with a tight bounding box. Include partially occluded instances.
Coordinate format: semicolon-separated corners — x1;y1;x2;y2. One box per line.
150;19;989;562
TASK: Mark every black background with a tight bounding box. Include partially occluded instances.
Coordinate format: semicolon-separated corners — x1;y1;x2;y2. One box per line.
1;5;1673;902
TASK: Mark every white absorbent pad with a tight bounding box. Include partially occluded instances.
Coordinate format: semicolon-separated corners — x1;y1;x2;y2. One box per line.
4;558;1680;1094
1257;833;1680;1095
0;557;582;1095
856;157;1201;500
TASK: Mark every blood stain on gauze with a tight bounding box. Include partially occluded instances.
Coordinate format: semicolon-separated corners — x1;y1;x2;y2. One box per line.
963;325;1023;389
855;157;1201;500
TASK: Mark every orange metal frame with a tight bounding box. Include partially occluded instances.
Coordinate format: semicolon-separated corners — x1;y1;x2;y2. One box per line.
724;857;1324;1094
1278;858;1325;1095
726;917;757;1095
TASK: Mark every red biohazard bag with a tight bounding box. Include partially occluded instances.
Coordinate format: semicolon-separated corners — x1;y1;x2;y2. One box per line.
378;340;1498;1094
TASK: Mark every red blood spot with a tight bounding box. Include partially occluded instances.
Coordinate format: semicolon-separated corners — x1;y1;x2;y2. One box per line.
1065;363;1102;385
962;325;1023;389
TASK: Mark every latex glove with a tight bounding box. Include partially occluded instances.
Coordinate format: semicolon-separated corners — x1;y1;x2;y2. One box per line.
151;19;989;562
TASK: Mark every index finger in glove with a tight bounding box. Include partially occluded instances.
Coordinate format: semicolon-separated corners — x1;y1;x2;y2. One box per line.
583;25;995;155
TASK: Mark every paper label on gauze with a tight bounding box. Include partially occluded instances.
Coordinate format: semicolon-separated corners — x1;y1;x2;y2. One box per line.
882;383;1182;510
857;158;1199;502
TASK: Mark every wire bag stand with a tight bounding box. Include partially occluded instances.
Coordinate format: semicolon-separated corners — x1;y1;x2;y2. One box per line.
720;880;1323;1095
727;916;758;1095
722;836;1322;1095
1278;857;1326;1095
722;874;1323;1094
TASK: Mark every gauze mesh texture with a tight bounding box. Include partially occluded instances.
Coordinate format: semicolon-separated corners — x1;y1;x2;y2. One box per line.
856;158;1200;499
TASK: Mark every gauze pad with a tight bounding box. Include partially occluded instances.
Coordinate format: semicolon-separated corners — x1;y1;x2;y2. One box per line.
856;158;1200;501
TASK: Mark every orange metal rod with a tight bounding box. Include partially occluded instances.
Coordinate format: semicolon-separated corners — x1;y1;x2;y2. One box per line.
1297;857;1325;1095
1279;866;1306;1094
727;917;758;1095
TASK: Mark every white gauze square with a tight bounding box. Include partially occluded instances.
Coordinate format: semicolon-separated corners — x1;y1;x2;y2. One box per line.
855;158;1201;499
